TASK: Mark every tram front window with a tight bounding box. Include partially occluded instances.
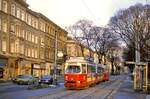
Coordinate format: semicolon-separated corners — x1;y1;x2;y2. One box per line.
65;65;81;73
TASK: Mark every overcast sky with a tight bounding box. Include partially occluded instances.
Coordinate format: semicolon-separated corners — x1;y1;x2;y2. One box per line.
27;0;147;28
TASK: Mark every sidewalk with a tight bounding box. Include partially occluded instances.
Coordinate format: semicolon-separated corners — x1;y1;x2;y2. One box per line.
0;80;13;86
146;95;150;99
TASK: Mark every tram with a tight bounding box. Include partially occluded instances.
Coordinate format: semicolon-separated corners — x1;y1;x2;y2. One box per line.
96;64;109;81
64;57;105;89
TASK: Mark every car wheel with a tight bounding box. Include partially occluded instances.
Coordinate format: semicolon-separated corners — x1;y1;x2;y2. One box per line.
28;82;31;85
32;81;35;85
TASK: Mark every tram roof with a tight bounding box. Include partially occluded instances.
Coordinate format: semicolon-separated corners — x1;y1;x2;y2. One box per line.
66;57;95;64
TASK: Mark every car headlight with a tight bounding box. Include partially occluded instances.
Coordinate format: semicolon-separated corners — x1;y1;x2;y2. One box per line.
45;80;49;82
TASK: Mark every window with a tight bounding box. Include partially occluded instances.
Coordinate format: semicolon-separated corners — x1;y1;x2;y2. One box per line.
35;36;38;44
11;4;15;16
0;0;2;10
0;18;1;30
34;19;38;29
43;23;45;32
39;22;45;32
32;49;34;57
28;32;31;41
41;37;44;46
31;34;34;42
25;31;28;40
28;48;31;57
35;49;38;58
65;65;81;73
2;1;7;13
40;49;44;59
20;44;24;54
10;24;15;33
36;20;38;29
15;25;20;36
16;8;20;18
22;30;25;38
28;15;31;25
25;47;28;56
2;40;6;52
10;42;15;53
82;64;87;73
2;20;7;32
15;40;19;53
21;10;25;21
31;18;34;27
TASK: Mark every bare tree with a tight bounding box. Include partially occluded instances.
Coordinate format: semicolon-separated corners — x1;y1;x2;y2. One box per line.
109;3;150;61
66;19;120;68
90;26;119;64
66;19;95;57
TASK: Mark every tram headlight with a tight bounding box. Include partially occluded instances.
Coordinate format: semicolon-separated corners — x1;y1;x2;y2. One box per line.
83;76;86;80
65;76;68;80
77;81;80;83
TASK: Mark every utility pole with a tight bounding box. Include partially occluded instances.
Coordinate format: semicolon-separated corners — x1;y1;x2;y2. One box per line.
53;30;58;85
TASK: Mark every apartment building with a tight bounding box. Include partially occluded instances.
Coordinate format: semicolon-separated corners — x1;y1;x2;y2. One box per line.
0;0;67;80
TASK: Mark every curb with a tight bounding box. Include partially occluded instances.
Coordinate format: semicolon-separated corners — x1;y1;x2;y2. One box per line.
146;95;150;99
0;82;13;86
29;86;65;99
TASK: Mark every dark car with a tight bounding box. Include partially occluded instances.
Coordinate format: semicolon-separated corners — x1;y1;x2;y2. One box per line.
39;75;53;84
13;75;36;85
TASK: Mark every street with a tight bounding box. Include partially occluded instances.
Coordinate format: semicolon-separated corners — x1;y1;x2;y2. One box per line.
30;75;147;99
30;75;148;99
0;75;148;99
0;82;64;99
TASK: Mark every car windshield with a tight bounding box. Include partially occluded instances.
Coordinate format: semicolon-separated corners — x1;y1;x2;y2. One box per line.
42;75;51;79
17;75;31;78
65;65;81;73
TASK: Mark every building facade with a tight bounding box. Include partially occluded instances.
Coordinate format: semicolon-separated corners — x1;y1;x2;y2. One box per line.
0;0;67;80
66;37;96;60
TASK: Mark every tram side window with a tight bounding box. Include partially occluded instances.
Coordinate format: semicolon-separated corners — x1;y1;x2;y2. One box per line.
97;67;101;73
82;64;86;73
91;66;96;73
87;65;91;73
66;65;81;73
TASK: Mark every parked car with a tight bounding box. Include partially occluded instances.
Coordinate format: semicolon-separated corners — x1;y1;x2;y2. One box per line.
39;75;53;84
13;75;36;85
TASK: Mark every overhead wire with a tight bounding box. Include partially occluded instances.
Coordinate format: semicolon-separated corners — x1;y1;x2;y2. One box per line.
81;0;99;23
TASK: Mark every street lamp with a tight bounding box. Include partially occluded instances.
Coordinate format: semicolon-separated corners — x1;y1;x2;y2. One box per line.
53;30;58;85
53;30;64;85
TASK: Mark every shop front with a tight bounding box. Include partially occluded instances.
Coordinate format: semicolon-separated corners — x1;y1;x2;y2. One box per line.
0;58;8;79
0;64;4;79
45;63;53;75
33;64;46;77
18;60;32;76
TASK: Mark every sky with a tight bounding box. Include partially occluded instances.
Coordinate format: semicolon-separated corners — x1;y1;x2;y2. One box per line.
27;0;147;29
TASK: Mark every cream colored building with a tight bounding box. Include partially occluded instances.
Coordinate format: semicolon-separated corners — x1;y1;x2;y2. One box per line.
66;37;96;61
0;0;67;80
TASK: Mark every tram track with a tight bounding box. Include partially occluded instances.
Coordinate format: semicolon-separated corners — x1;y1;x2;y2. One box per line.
30;76;125;99
30;80;115;99
56;79;121;99
79;79;123;99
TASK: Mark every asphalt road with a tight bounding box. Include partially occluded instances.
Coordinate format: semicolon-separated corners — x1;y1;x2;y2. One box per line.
30;75;148;99
0;75;148;99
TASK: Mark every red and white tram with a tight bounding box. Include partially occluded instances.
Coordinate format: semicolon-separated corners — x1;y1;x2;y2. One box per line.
97;64;109;81
64;57;105;89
